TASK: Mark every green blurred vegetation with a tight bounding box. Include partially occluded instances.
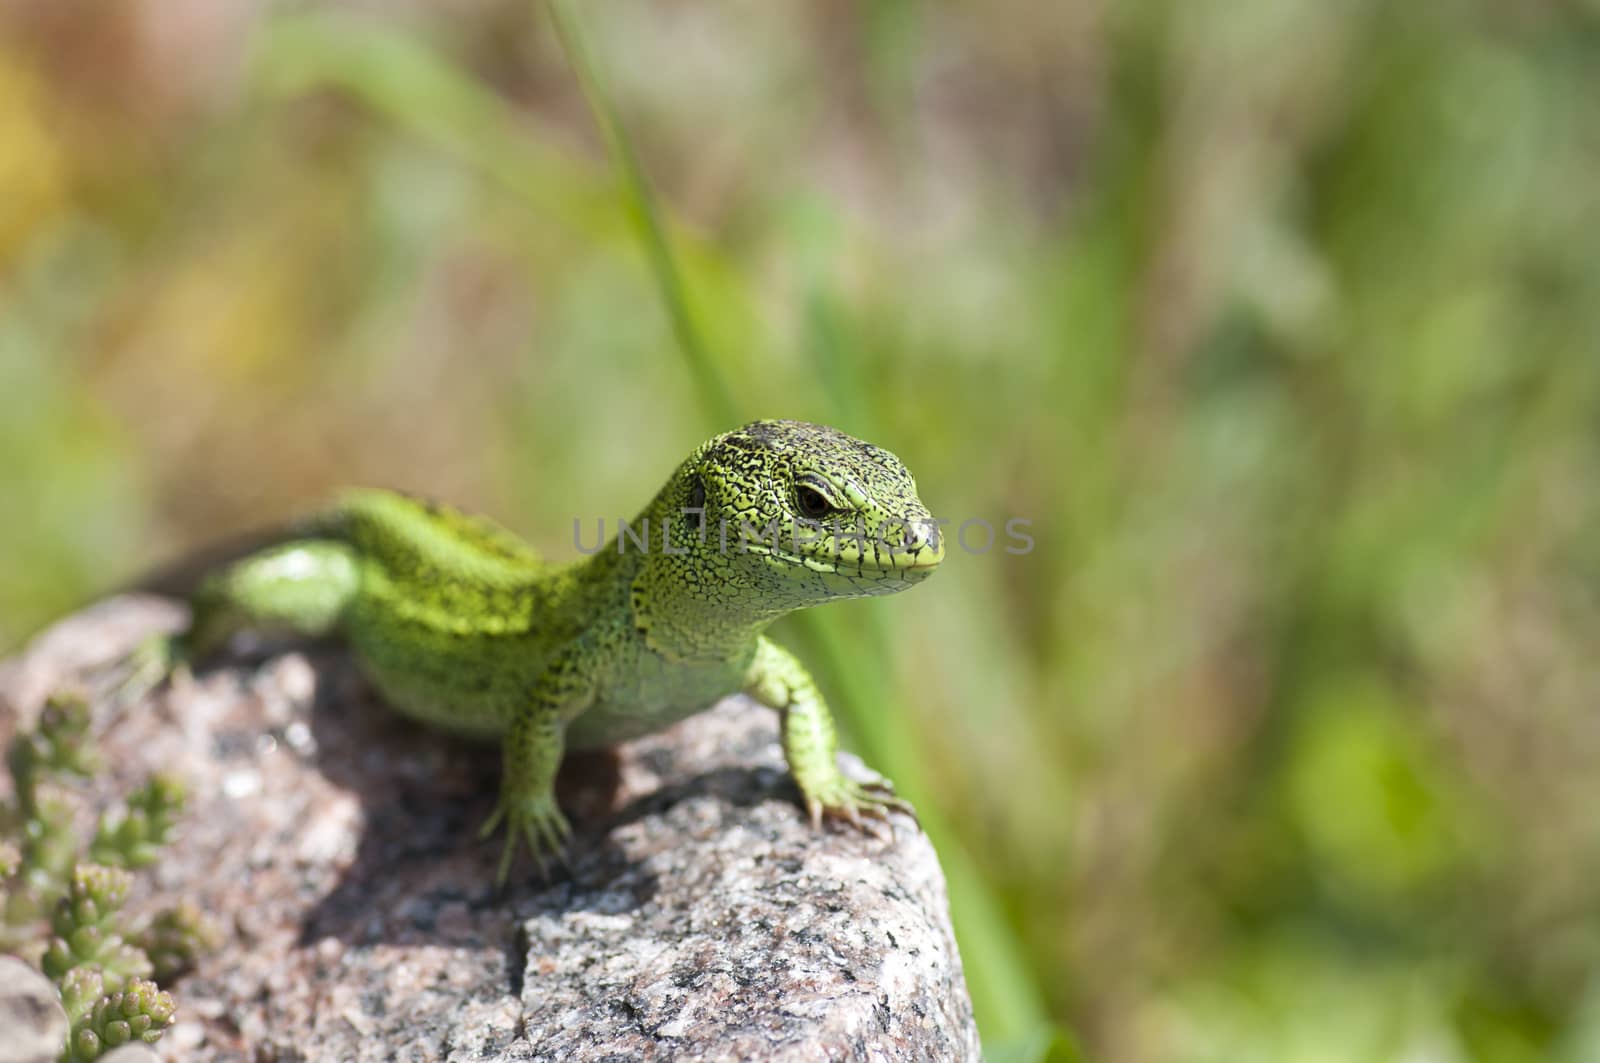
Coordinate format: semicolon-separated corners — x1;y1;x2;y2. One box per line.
3;2;1599;1060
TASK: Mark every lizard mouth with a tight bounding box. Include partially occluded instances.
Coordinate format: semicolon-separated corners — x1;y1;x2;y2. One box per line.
743;543;939;580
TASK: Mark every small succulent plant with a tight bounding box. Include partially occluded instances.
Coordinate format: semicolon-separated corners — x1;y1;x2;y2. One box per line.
59;967;177;1063
2;691;214;1060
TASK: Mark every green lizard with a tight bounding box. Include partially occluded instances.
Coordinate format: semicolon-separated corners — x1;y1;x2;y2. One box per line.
119;420;943;884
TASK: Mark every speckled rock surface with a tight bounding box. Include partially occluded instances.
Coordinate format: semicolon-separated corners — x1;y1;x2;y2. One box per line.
98;1047;161;1063
0;955;68;1063
0;597;980;1062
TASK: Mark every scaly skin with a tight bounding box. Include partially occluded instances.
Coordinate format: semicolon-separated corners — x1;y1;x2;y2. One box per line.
121;420;943;884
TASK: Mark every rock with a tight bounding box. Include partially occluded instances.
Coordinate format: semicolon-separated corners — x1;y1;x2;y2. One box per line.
0;955;67;1063
0;597;981;1062
99;1047;162;1063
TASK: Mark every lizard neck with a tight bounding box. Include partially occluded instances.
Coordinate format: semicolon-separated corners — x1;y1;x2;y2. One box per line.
618;470;791;663
631;564;785;662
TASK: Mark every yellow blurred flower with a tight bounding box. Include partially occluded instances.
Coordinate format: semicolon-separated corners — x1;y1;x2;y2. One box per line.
0;51;66;263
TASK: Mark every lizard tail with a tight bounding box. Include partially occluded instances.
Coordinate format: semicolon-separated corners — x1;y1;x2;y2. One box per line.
123;516;339;598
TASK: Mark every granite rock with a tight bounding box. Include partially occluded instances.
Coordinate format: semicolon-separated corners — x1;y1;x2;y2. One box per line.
0;597;980;1062
0;955;68;1063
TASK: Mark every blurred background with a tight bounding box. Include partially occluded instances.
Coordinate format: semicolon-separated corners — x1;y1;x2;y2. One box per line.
3;1;1599;1060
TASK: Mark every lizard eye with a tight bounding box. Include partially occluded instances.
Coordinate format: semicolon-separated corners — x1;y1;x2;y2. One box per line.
796;484;833;520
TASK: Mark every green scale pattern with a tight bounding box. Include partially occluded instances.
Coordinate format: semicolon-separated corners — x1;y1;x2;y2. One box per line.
125;420;943;883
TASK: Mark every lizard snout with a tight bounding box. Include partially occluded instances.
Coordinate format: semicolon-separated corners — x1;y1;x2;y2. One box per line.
889;516;943;571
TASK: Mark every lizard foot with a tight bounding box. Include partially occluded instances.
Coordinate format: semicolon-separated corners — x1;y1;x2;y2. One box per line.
479;792;572;888
100;634;190;707
801;769;918;839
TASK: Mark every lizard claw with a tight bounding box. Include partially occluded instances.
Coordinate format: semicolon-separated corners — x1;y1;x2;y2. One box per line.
859;776;919;830
99;634;189;707
799;768;918;841
481;792;571;888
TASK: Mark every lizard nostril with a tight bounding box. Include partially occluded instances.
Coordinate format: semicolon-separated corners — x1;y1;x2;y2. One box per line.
895;519;938;557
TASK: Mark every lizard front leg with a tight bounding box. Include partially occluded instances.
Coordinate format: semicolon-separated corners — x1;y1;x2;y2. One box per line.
480;651;595;887
744;636;915;831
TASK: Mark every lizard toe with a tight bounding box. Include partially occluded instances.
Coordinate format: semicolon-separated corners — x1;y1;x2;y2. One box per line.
101;633;185;707
487;793;571;886
803;772;919;839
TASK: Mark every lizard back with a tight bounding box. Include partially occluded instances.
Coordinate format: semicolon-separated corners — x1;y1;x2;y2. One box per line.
329;489;580;738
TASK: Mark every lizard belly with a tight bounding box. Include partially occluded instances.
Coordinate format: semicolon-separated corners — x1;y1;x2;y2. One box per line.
361;667;509;740
344;608;542;741
566;653;743;750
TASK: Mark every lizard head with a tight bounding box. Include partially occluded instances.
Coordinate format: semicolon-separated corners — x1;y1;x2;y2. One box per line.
677;419;943;603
